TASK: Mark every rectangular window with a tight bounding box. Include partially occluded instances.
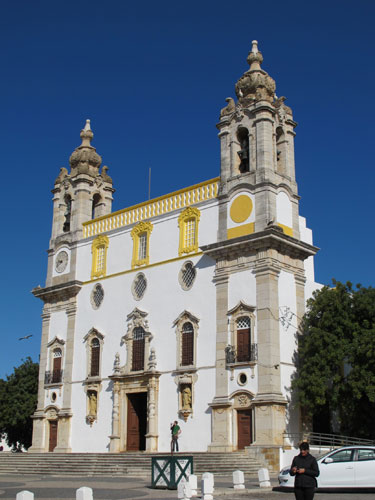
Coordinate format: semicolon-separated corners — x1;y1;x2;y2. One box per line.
237;329;250;362
90;345;100;377
182;330;194;366
184;219;196;249
138;233;147;261
132;327;145;371
96;246;105;273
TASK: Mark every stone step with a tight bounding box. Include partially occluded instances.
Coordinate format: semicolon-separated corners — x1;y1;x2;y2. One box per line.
0;452;263;477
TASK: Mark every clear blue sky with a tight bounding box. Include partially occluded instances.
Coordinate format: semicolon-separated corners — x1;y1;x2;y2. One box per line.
1;0;374;379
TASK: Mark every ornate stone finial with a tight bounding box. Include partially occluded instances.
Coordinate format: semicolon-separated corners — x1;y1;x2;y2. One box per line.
235;41;276;104
80;119;94;147
69;119;102;173
148;347;157;371
113;352;120;374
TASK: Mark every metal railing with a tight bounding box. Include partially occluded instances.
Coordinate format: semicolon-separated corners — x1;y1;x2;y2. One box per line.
44;369;63;385
284;432;375;449
225;344;258;365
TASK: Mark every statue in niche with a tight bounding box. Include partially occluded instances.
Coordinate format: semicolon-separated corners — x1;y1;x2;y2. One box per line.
181;385;192;410
88;391;97;416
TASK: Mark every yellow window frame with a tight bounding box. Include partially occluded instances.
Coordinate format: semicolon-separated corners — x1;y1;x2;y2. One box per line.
131;221;153;268
178;207;200;256
91;235;109;279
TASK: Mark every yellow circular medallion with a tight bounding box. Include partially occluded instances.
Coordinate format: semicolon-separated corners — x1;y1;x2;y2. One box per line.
230;195;253;223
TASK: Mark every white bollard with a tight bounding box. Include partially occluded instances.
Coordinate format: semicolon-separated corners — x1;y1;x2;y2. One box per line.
233;469;245;489
202;474;214;500
177;477;192;500
188;474;198;497
258;468;271;488
76;486;93;500
16;492;34;500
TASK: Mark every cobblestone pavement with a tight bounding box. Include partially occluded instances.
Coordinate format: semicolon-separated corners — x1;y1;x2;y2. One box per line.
0;475;374;500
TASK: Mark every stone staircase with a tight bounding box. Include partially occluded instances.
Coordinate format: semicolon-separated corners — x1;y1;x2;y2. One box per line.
0;451;263;477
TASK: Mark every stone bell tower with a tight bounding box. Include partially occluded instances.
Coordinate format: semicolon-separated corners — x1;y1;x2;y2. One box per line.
30;121;114;453
46;120;114;287
203;42;318;455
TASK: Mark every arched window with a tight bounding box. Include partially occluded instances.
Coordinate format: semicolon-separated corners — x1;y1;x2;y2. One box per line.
181;322;194;366
90;338;100;376
132;327;145;371
63;195;72;233
237;128;250;173
92;193;101;219
236;316;251;362
52;348;62;383
276;126;286;175
131;222;153;268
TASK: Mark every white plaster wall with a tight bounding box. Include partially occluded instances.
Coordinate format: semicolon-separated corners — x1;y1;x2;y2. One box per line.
75;200;218;283
227;191;255;229
69;246;217;451
228;270;257;312
299;216;315;282
48;311;68;344
277;191;292;228
70;379;113;452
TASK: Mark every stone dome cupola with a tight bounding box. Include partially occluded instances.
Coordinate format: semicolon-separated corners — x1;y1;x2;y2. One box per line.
69;119;102;175
235;41;276;104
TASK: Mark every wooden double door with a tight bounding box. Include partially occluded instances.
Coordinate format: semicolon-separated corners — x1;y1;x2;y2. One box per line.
126;393;147;451
237;409;252;449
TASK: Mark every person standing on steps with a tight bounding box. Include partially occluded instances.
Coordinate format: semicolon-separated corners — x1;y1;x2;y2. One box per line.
170;421;181;453
290;441;320;500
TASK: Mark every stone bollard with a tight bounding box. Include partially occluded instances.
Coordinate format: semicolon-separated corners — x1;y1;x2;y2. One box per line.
76;486;93;500
177;477;192;500
233;470;245;489
16;492;34;500
201;473;214;500
188;474;198;497
258;468;271;488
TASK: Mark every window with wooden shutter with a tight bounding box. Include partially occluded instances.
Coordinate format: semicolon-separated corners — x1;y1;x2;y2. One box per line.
90;338;100;376
236;316;251;362
132;327;145;371
52;348;62;383
181;322;194;366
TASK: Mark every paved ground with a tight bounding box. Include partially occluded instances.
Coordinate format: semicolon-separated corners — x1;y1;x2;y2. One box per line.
0;475;374;500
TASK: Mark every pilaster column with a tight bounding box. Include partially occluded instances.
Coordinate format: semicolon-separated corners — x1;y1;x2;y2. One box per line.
208;270;233;452
253;253;287;445
145;375;159;451
109;381;120;452
29;310;50;453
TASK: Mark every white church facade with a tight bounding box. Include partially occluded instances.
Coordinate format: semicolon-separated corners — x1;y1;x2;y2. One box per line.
30;42;319;460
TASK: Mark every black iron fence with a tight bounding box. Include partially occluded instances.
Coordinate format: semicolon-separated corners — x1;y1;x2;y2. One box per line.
44;369;63;385
225;343;258;365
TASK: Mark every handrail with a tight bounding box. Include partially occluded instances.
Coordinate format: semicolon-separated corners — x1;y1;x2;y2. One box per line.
283;431;375;449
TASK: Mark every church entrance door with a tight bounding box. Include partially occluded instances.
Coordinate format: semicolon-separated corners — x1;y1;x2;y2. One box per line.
127;393;147;451
237;409;252;449
49;420;58;452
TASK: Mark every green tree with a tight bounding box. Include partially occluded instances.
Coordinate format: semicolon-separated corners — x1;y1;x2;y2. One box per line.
292;281;375;439
0;357;39;450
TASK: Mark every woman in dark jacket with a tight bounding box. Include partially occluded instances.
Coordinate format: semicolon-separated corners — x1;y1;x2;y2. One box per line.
290;442;320;500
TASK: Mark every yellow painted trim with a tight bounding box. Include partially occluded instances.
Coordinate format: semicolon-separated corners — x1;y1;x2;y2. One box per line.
82;177;220;238
277;223;293;237
178;207;201;256
230;195;253;223
84;252;203;285
130;221;153;268
91;235;109;279
227;223;254;240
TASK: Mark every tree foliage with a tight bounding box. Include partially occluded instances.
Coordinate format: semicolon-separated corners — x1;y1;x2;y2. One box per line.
0;357;39;450
292;281;375;439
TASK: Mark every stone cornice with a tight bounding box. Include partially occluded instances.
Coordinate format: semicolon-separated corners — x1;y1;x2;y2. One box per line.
201;227;319;262
32;280;82;304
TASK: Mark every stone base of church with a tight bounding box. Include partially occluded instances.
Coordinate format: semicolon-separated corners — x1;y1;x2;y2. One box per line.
245;445;282;472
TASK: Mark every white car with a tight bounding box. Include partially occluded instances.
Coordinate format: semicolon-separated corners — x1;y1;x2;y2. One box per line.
278;446;375;489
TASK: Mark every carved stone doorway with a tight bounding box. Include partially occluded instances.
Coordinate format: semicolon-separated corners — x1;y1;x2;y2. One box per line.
237;409;252;449
49;420;58;452
126;393;147;451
